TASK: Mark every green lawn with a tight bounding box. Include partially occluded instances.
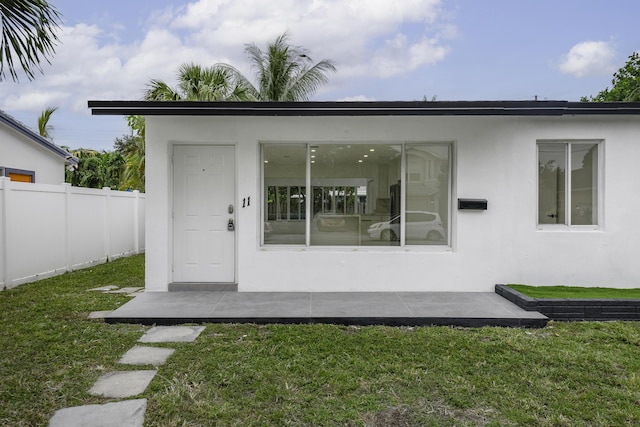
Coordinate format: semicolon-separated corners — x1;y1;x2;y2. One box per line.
508;284;640;299
1;255;639;426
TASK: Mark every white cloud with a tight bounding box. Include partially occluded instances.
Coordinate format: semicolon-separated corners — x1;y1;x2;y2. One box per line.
169;0;454;80
558;41;617;78
0;0;455;149
366;33;450;78
339;95;377;102
0;0;454;113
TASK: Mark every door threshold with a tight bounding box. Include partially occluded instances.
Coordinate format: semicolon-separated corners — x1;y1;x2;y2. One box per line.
169;283;237;292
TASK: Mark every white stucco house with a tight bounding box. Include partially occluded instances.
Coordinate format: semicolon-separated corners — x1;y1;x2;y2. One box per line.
0;110;77;183
89;100;640;293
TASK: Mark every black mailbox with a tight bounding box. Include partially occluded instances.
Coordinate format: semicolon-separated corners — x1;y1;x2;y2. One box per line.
458;198;487;210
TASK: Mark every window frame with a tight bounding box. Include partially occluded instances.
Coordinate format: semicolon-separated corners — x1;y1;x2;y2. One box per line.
536;139;603;230
0;167;35;183
261;141;453;249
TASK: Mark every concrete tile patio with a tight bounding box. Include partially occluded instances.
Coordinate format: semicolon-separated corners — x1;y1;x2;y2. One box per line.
105;291;548;327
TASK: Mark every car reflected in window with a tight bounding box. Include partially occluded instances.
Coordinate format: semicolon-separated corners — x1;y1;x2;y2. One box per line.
367;211;445;242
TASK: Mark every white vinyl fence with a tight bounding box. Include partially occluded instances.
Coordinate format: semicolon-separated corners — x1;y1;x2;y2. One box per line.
0;178;145;289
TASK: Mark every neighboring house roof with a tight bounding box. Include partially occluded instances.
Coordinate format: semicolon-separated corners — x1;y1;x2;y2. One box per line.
0;110;78;165
88;100;640;117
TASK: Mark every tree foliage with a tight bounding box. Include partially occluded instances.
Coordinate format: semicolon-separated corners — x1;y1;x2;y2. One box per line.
145;62;253;101
240;31;336;101
582;52;640;102
64;148;124;189
114;115;145;191
145;32;336;102
64;117;146;191
0;0;62;81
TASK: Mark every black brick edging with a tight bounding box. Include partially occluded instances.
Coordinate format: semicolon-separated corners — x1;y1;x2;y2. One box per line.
495;284;640;321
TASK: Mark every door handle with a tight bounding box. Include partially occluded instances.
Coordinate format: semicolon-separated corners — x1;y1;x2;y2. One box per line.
227;218;235;231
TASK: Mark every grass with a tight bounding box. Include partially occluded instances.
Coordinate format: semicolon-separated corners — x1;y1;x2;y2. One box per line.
508;284;640;299
0;256;639;426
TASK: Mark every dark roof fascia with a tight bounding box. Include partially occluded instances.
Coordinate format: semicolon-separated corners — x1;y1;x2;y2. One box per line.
88;100;640;117
0;111;78;165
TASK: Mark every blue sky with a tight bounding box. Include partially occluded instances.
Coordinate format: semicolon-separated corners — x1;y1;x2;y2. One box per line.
1;0;638;151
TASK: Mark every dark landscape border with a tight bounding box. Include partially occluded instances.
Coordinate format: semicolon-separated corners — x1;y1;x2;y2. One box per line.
495;284;640;321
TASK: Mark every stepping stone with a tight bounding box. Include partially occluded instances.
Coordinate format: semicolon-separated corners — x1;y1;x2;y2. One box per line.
139;326;205;343
119;346;175;366
87;285;119;292
49;398;147;427
89;371;157;398
88;311;113;319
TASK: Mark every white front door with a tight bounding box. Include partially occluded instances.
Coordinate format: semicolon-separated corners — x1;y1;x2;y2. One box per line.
173;145;235;283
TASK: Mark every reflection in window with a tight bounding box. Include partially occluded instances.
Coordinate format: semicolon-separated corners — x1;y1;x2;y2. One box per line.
262;143;451;247
311;144;401;246
263;145;306;244
538;142;599;226
538;144;566;224
405;145;450;245
571;144;598;225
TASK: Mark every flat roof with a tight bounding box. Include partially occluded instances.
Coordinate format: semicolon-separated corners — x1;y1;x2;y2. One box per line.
88;100;640;117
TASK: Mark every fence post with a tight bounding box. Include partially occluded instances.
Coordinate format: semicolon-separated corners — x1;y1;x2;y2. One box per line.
103;187;111;261
62;183;72;272
133;190;140;254
1;177;9;289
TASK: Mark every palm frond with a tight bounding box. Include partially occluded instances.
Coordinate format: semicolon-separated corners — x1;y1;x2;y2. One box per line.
144;79;182;100
244;31;335;101
0;0;61;81
287;58;336;101
37;105;57;138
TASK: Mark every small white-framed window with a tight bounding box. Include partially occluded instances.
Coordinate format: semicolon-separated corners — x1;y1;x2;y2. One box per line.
537;140;601;227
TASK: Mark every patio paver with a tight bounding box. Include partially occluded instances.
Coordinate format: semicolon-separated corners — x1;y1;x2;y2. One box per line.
139;325;206;343
89;370;157;398
49;399;147;427
105;291;548;327
119;345;176;366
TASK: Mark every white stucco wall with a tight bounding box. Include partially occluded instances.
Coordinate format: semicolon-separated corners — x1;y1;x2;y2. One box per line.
145;114;640;292
0;124;66;184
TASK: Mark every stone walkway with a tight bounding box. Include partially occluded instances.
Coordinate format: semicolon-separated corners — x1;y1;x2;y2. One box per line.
49;325;205;427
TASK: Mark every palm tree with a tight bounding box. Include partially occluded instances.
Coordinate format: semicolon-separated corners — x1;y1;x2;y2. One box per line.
145;32;336;103
239;31;336;101
144;62;253;101
120;137;145;191
112;115;146;191
64;148;124;189
0;0;61;81
37;106;58;138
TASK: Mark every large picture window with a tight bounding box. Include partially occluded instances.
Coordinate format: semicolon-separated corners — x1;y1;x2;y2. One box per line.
263;145;306;244
263;143;451;247
538;141;600;226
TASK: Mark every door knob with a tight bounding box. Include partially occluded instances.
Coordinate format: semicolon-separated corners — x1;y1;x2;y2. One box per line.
227;218;235;231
